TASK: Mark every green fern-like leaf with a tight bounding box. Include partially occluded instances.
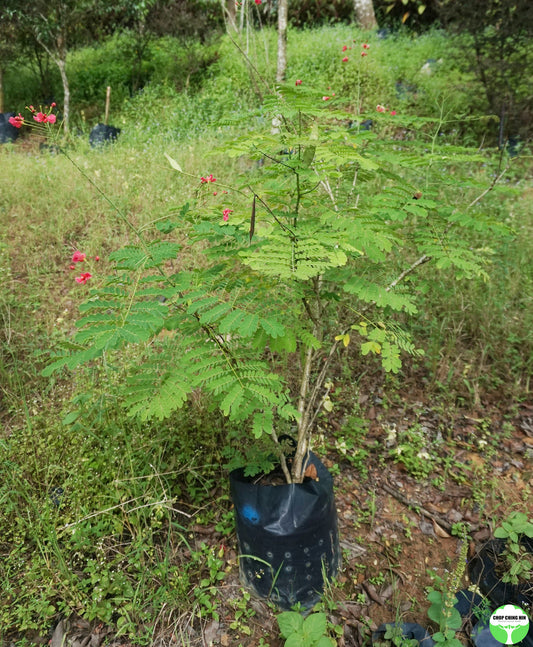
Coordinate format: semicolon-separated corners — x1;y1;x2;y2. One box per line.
125;367;193;420
343;277;417;314
110;241;181;270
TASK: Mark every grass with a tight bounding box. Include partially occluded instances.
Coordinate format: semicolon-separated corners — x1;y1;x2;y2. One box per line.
1;22;532;646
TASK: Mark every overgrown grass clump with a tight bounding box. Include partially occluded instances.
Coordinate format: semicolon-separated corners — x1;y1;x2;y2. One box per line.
1;22;531;645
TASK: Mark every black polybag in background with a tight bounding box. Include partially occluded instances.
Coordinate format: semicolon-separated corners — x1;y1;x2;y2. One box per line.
89;123;121;147
229;451;340;610
0;113;19;144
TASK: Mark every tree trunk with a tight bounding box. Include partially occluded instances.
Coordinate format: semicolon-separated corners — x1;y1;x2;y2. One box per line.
224;0;237;32
354;0;378;30
276;0;288;83
57;56;70;133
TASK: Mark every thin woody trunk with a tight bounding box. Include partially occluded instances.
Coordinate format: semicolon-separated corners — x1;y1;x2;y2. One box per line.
276;0;288;83
291;344;314;482
354;0;378;30
224;0;237;32
57;56;70;132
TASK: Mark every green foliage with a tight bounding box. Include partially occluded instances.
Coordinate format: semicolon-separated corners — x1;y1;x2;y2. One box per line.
41;76;503;481
0;379;228;640
439;0;533;142
375;624;419;647
426;540;469;647
494;512;533;584
277;611;336;647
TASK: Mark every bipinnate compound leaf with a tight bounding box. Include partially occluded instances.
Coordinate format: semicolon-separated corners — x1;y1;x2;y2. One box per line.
110;241;181;270
381;342;402;373
260;316;285;339
125;370;192;420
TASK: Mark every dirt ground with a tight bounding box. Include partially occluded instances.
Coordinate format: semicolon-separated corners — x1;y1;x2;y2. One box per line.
30;394;533;647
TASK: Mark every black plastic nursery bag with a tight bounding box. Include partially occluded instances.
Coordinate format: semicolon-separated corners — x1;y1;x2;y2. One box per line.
0;113;19;144
229;452;340;610
89;123;121;147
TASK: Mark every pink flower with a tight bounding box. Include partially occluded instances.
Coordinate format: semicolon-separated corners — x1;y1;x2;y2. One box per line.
222;208;233;221
342;45;348;52
254;0;262;4
50;102;56;108
75;272;92;285
361;51;368;57
322;96;331;101
295;79;302;86
69;265;75;270
47;114;57;124
376;104;387;113
390;110;397;116
8;114;24;128
362;43;370;49
342;57;349;62
201;174;216;184
72;251;86;263
33;112;47;123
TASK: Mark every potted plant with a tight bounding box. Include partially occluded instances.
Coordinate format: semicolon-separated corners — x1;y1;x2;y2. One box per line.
469;512;533;610
42;85;493;608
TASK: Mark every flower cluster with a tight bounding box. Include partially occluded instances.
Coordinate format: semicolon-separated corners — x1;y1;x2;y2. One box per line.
8;103;57;129
201;174;216;184
8;114;24;128
222;208;233;222
69;249;99;285
376;104;397;116
340;41;370;62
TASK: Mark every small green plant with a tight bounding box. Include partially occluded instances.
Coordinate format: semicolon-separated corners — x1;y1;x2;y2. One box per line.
277;610;336;647
376;624;419;647
191;543;226;621
494;512;533;584
426;536;469;647
228;589;256;636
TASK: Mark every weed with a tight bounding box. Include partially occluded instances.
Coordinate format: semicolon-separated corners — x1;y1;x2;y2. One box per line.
277;610;336;647
494;512;533;584
426;537;469;647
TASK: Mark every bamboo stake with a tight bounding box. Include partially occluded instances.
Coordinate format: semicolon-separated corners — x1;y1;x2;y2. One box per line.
104;86;111;125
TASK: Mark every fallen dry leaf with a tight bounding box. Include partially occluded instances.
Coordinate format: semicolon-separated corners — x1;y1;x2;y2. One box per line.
432;519;451;538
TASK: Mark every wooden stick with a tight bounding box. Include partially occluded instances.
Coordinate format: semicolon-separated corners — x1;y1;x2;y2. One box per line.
104;86;111;125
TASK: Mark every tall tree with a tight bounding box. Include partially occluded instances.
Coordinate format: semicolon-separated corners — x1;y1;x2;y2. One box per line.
276;0;288;82
1;0;94;132
354;0;378;29
1;0;156;131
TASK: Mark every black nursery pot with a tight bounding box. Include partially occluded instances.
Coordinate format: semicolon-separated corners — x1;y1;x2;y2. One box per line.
0;112;19;144
229;452;340;610
468;538;533;609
